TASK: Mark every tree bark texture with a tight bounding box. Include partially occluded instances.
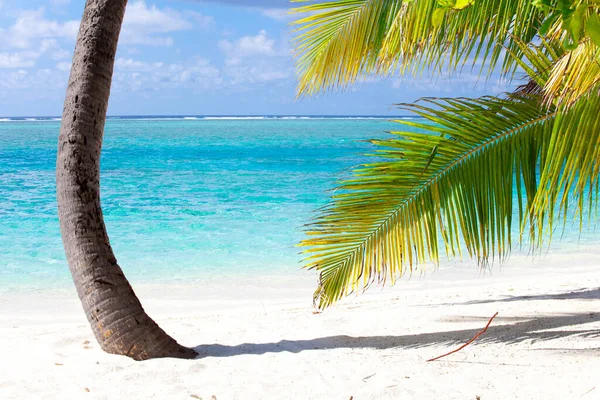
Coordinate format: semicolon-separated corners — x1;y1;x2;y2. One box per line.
56;0;197;361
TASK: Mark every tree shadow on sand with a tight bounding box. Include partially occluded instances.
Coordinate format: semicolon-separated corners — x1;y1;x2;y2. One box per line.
430;287;600;306
194;312;600;358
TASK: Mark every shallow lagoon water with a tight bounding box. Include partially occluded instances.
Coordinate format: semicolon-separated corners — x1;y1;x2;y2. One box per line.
0;117;597;291
0;118;402;290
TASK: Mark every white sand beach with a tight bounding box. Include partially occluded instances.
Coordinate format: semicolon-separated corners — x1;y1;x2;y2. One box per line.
1;251;599;400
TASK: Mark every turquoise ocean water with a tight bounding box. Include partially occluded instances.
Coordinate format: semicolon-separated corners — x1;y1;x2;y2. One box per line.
0;117;404;291
1;117;597;292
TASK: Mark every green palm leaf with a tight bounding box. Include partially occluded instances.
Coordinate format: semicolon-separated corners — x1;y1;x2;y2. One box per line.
302;94;557;309
510;38;600;229
294;2;600;309
292;0;544;96
534;90;600;233
543;39;600;107
291;0;403;96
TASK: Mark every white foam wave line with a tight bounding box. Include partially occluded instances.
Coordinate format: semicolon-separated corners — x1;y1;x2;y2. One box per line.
0;118;63;123
0;116;418;122
203;117;266;120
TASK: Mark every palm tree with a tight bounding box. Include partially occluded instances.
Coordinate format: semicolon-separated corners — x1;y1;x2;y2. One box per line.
57;0;196;360
292;0;600;309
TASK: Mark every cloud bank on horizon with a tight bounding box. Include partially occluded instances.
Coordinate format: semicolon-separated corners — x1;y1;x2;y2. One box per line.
201;0;291;7
0;0;510;117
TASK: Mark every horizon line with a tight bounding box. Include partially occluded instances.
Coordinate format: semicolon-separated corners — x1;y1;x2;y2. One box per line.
0;114;418;119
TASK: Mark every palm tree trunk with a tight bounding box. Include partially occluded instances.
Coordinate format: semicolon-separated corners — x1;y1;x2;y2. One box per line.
56;0;197;361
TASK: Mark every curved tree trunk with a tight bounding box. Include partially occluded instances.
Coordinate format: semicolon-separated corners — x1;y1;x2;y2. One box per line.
56;0;197;361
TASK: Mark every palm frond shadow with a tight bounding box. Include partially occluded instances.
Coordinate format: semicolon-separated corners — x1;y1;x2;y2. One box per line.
194;312;599;358
432;288;600;306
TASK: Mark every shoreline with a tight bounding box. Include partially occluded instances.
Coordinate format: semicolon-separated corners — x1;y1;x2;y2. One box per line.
2;250;600;399
0;260;600;400
2;243;599;295
2;254;600;399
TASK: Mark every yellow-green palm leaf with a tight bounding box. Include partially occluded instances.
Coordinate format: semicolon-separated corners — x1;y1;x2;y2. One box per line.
302;94;559;309
295;2;600;309
534;90;600;232
544;39;600;106
292;0;403;96
292;0;544;96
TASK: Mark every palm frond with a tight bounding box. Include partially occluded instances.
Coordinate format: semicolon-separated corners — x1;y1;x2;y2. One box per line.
295;2;600;309
292;0;544;96
377;0;542;77
543;39;600;106
533;89;600;235
302;94;557;309
291;0;403;96
509;36;563;89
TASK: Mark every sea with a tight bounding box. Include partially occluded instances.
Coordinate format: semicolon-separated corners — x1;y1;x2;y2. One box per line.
1;116;597;292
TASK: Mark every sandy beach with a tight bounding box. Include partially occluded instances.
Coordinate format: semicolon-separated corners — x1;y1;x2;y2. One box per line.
3;0;600;399
1;251;599;400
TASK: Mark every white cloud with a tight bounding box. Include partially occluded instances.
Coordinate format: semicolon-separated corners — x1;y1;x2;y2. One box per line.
121;1;213;46
392;72;512;94
259;6;319;22
113;57;222;91
0;8;75;69
55;61;71;72
0;69;28;89
126;47;142;56
40;39;71;60
4;9;79;49
261;8;291;21
51;48;71;60
0;2;213;50
219;30;277;66
49;0;71;6
225;64;291;83
218;30;291;84
0;1;211;71
196;0;287;6
0;52;38;68
185;10;215;27
0;38;73;69
115;58;165;71
0;68;69;91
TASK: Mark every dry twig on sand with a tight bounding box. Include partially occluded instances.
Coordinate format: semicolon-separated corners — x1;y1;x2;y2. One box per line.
427;312;499;362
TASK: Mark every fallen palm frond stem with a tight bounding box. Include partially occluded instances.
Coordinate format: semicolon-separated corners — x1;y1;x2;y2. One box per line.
426;312;499;362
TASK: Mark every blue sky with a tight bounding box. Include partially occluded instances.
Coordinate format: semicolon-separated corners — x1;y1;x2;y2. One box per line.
0;0;513;116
